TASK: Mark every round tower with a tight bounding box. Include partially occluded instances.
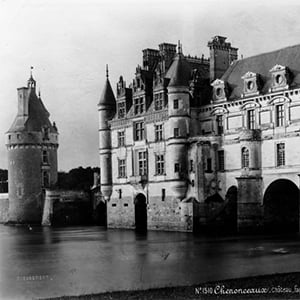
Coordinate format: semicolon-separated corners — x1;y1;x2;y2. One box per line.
98;66;116;201
6;72;59;223
166;43;190;200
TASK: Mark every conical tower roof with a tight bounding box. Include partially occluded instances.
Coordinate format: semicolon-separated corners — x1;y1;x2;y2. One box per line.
98;65;116;107
166;43;192;87
8;75;56;133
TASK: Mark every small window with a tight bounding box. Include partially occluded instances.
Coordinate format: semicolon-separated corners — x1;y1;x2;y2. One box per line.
174;128;179;137
216;115;224;135
43;127;49;140
117;102;126;119
155;93;164;110
206;158;212;172
218;150;224;171
174;163;180;173
173;99;179;109
162;189;166;201
42;171;50;188
124;203;128;207
276;104;284;127
241;147;249;168
42;150;49;164
119;189;122;199
134;97;144;115
277;143;285;166
112;203;117;207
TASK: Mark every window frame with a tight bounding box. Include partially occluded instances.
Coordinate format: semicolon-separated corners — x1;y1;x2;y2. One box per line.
276;142;285;167
155;124;163;141
155;154;165;175
134;97;145;115
134;121;145;141
117;101;126;119
118;131;125;147
247;109;255;130
118;158;126;178
138;151;147;176
275;104;284;127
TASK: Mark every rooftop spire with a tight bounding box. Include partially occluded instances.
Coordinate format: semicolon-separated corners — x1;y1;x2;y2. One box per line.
28;66;36;90
106;64;109;79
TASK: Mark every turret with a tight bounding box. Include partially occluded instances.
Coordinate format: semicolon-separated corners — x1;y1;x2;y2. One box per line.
6;70;59;223
165;42;190;200
98;66;116;201
208;36;238;82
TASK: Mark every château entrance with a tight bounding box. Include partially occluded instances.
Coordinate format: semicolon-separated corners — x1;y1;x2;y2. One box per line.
134;193;147;232
263;179;299;233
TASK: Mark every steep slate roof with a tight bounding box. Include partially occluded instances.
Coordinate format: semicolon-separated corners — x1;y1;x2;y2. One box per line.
98;78;116;107
222;44;300;100
166;53;192;87
8;89;56;133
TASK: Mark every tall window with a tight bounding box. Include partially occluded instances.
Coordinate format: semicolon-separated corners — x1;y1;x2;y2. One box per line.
173;99;179;109
42;171;50;188
155;154;165;175
118;102;126;118
174;127;179;137
118;159;126;178
134;97;144;115
134;121;145;141
216;115;224;134
277;143;285;166
42;150;49;164
247;109;255;129
155;124;163;141
241;147;249;168
138;151;147;176
218;150;225;171
118;131;125;147
155;93;163;110
276;104;284;127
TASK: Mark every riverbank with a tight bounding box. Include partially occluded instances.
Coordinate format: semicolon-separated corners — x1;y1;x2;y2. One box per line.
45;272;300;299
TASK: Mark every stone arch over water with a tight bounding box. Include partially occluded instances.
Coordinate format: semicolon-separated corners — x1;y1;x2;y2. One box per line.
263;179;299;233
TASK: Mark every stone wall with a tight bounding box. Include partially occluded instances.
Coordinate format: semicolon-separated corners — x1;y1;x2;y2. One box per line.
0;194;9;223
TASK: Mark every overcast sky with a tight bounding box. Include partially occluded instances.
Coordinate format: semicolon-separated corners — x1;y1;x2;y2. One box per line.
1;0;300;171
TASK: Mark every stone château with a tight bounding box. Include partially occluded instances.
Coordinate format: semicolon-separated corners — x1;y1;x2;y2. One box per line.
98;35;300;233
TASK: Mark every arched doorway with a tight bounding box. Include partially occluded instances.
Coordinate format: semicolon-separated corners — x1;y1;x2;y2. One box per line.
264;179;299;233
94;201;107;226
224;186;238;232
134;193;147;232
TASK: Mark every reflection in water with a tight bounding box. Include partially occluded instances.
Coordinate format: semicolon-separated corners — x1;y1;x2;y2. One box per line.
0;226;300;299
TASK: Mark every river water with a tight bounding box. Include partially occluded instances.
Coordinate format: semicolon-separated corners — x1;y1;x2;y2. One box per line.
1;225;300;299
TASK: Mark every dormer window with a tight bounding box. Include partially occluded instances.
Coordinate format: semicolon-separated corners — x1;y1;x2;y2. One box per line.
42;127;49;140
269;65;290;92
134;97;144;115
211;79;227;101
117;101;126;119
241;72;260;97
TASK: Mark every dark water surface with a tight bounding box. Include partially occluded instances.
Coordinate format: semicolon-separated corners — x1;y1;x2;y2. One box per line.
1;226;300;299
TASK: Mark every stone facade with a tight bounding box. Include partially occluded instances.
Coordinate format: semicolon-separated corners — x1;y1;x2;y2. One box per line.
99;36;300;233
6;74;59;224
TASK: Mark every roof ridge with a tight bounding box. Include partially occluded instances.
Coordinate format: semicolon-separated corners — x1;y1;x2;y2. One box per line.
236;43;300;64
